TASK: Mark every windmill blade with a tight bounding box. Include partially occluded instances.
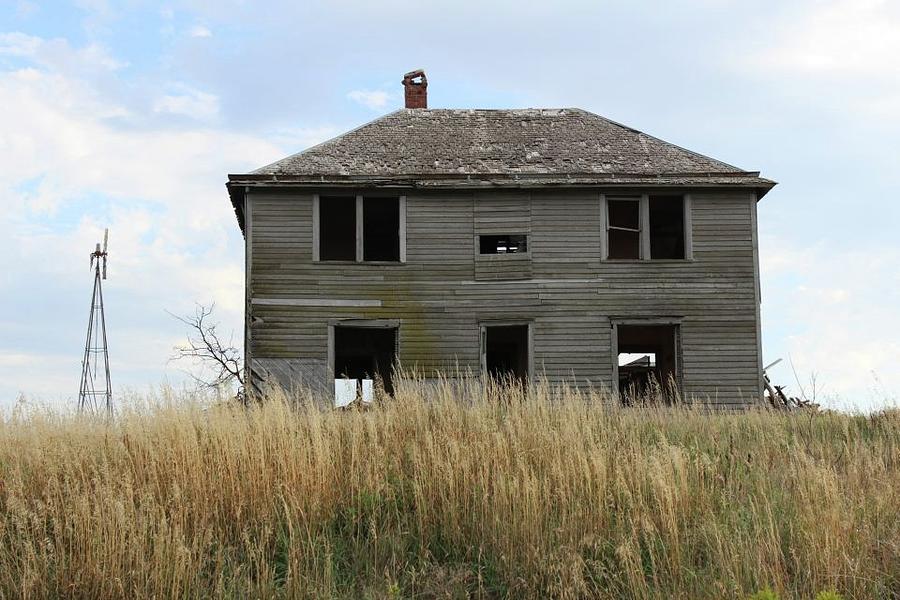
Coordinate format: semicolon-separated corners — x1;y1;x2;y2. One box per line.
102;256;107;280
102;228;109;254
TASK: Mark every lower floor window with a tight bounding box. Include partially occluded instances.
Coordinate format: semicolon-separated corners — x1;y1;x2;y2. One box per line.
616;323;680;404
333;326;397;399
482;324;530;384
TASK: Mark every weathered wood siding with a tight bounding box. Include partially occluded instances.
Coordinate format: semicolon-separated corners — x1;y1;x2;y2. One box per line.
246;188;762;407
474;191;532;281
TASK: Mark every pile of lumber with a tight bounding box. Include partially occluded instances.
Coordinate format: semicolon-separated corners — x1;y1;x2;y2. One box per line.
762;359;819;411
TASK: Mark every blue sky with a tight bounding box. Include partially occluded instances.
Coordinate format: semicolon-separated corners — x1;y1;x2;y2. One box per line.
1;0;898;411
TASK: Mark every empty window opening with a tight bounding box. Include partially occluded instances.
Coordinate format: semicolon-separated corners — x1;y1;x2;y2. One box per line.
319;196;356;261
363;197;400;261
616;324;679;405
649;195;685;259
607;198;641;259
334;326;397;395
484;325;529;384
318;196;401;262
479;234;528;255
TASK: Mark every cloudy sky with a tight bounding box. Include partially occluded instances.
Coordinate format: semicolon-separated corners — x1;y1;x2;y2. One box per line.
1;0;898;411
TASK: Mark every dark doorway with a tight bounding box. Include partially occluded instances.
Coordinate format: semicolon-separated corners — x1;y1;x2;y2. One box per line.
616;324;679;404
334;326;397;393
484;325;529;384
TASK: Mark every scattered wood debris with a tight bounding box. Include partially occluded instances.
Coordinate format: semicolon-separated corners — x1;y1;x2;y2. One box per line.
762;359;819;411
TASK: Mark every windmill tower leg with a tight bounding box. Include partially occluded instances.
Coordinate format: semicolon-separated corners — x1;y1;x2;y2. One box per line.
78;268;99;412
97;274;112;412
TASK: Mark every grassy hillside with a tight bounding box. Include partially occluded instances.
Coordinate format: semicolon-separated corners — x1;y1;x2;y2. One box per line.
1;379;897;599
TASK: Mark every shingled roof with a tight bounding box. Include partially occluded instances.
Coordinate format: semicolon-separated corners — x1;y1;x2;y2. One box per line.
228;108;774;229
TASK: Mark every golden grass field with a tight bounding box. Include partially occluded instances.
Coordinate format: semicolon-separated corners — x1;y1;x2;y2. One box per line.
1;378;898;599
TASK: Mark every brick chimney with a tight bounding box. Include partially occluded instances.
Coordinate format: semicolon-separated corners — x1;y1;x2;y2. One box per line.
402;69;427;109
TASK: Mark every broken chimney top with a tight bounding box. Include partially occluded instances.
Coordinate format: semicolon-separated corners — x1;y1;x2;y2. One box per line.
402;69;427;109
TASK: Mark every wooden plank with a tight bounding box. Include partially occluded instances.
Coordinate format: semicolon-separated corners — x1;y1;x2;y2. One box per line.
253;298;383;308
640;194;651;260
750;191;763;401
683;193;694;260
599;193;608;261
355;195;364;262
312;194;320;262
399;195;407;263
245;190;253;388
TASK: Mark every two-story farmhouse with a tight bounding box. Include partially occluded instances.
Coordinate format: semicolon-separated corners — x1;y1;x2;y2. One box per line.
227;70;775;407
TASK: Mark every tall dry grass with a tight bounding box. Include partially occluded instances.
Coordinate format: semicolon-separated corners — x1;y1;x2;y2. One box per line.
0;377;898;599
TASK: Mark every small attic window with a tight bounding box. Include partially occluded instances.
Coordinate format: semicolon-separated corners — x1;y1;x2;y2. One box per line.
479;234;528;254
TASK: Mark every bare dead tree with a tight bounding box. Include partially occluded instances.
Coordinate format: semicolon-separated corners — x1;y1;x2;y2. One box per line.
168;303;243;391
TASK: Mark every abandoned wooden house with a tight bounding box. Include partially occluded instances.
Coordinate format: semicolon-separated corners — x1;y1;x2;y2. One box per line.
227;70;775;407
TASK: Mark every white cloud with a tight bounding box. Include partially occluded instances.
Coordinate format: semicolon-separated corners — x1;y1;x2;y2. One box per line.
0;350;79;407
189;25;212;38
0;37;300;407
78;42;127;70
15;1;38;18
153;86;220;120
73;0;115;31
0;32;41;56
347;89;392;110
745;0;900;126
265;125;341;153
0;32;126;72
760;237;900;411
756;0;900;77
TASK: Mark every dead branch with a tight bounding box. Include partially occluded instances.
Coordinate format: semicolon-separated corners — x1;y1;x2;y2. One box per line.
167;303;243;390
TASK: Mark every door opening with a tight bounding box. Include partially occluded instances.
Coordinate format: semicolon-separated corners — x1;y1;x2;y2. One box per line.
484;324;529;384
616;324;679;404
334;326;397;394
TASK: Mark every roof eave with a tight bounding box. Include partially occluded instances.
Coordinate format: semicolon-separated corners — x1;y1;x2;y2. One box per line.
227;173;775;233
228;171;773;185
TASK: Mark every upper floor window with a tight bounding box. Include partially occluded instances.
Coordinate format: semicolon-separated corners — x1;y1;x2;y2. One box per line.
607;198;641;259
649;195;685;260
319;196;356;261
316;196;403;262
605;194;688;260
363;197;400;261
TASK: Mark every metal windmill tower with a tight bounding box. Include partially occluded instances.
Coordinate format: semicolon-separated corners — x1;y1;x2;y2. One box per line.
78;229;112;413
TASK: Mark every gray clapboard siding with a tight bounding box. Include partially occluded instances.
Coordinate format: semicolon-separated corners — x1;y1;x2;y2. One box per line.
474;191;531;233
474;192;532;281
474;254;533;281
246;187;763;405
532;190;603;278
